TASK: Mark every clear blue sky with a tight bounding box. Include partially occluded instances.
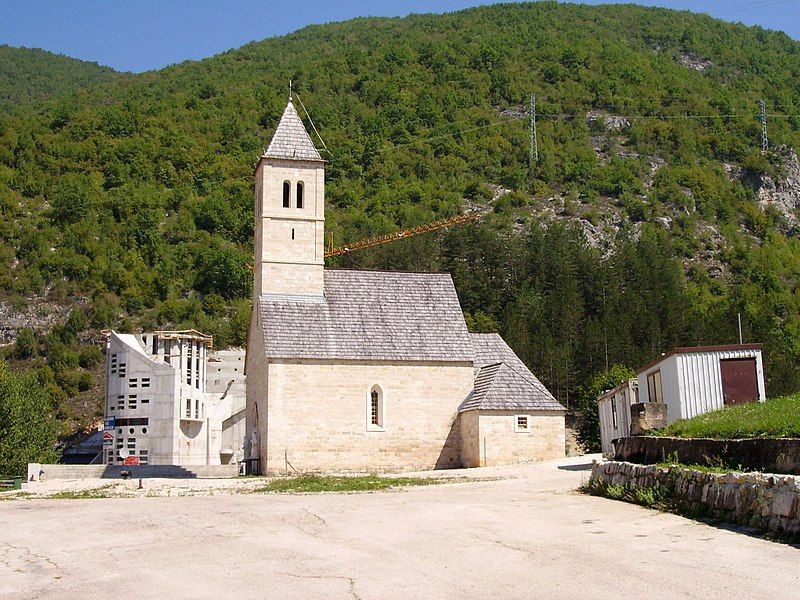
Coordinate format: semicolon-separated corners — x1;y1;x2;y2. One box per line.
1;0;798;73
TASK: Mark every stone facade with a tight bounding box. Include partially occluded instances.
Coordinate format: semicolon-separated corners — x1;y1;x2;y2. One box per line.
591;460;800;539
460;410;565;467
254;155;325;298
253;357;473;473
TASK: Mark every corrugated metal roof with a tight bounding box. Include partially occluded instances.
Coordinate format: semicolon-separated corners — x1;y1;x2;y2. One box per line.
260;269;473;362
263;101;323;162
637;343;763;374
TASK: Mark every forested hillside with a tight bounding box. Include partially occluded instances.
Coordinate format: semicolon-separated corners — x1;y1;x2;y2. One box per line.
2;2;800;436
0;45;120;110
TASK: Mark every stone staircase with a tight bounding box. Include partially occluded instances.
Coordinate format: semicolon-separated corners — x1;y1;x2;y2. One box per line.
30;463;239;480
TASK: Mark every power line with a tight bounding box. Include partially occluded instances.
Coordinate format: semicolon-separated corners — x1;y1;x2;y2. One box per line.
324;104;795;164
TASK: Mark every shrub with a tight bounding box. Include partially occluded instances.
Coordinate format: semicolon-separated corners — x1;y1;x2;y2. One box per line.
14;328;37;359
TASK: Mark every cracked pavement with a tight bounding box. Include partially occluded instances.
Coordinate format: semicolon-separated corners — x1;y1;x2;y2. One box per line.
1;455;798;599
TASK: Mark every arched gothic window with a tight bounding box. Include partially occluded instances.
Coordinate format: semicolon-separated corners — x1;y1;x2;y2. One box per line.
282;181;290;208
296;181;304;209
369;385;383;428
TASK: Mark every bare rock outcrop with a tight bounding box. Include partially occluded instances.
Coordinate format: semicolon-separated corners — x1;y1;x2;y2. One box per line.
756;148;800;230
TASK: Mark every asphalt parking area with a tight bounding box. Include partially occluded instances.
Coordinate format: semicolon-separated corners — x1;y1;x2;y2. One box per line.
1;455;798;599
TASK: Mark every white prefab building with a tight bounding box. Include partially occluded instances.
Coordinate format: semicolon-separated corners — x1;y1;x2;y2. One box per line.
637;344;766;424
597;379;638;456
103;331;246;466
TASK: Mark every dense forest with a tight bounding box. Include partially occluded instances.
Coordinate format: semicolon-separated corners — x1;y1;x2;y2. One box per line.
2;2;800;442
0;45;121;110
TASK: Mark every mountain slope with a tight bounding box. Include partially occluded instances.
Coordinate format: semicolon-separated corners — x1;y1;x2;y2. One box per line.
0;45;121;110
2;2;800;428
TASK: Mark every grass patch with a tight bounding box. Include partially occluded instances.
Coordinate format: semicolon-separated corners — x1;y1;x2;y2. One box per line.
47;486;117;499
656;461;732;474
0;491;33;501
252;475;448;494
580;478;674;509
651;394;800;439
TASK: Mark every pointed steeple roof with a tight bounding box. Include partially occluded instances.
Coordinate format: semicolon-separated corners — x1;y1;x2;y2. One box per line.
263;100;323;162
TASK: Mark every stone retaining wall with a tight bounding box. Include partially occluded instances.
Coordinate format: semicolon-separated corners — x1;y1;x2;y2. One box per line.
613;436;800;475
28;463;239;481
591;461;800;539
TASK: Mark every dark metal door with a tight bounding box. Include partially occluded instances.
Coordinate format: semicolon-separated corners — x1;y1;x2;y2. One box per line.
720;358;758;405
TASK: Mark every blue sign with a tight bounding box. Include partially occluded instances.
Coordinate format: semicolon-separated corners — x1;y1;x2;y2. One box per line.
104;417;116;430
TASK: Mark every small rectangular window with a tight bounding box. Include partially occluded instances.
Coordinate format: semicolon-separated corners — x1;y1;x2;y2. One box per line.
130;378;137;388
119;364;126;377
141;378;150;388
515;415;530;432
141;398;150;404
611;400;618;429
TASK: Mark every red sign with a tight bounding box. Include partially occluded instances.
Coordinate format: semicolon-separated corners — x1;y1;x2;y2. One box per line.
123;456;140;466
102;431;114;441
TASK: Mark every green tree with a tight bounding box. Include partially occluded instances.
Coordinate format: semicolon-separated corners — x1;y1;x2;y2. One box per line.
14;328;37;359
0;361;61;477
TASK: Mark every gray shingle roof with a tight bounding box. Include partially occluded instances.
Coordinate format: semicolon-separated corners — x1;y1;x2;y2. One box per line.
263;101;323;162
259;269;473;362
461;333;564;412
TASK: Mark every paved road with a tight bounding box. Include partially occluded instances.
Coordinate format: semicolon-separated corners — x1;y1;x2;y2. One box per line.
1;455;798;599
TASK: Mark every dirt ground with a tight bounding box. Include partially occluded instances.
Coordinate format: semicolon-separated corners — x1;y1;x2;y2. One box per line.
1;455;798;599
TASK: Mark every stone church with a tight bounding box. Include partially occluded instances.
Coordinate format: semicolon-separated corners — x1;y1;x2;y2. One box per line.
245;99;565;474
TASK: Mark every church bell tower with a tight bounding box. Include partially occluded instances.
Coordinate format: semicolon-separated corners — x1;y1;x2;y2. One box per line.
254;99;325;298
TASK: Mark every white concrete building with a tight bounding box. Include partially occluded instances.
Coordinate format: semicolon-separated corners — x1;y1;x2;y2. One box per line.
637;344;765;423
103;331;246;466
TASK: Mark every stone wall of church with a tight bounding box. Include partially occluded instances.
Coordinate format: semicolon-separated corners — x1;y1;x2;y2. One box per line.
256;158;325;297
244;309;269;463
459;409;481;468
261;262;324;297
460;410;566;467
263;360;474;473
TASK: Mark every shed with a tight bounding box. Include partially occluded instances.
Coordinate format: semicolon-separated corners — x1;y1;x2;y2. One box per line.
597;379;638;457
637;344;765;424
